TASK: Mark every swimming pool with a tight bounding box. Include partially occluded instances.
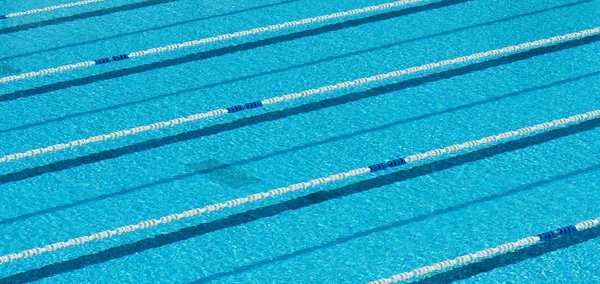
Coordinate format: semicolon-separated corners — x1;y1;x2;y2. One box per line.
1;0;599;282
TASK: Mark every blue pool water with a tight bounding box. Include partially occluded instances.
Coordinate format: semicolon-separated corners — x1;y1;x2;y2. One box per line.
1;0;600;282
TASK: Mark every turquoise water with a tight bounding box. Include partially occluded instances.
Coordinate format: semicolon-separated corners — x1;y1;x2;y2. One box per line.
1;0;599;282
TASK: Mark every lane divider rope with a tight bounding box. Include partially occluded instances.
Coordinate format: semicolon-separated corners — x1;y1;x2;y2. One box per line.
1;108;599;264
1;26;599;164
0;0;105;20
369;216;600;283
0;0;427;83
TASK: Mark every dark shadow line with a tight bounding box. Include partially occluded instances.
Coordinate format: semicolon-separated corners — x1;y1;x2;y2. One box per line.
2;69;598;226
0;0;303;62
0;0;591;134
0;0;471;102
0;0;178;35
1;32;599;185
192;163;600;283
2;117;599;283
418;226;600;283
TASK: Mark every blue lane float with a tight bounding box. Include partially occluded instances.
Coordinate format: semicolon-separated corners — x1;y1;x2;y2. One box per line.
537;225;578;241
226;101;264;113
368;158;407;172
93;54;130;65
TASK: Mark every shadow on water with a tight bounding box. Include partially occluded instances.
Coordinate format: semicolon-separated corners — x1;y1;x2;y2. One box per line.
1;31;599;185
0;0;178;35
0;0;471;102
0;0;591;135
2;117;600;283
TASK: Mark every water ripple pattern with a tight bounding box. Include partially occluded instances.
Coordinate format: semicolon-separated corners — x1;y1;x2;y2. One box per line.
1;109;598;264
1;26;599;164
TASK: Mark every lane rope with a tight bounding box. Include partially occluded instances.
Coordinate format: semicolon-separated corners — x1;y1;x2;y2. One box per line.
0;0;427;84
1;26;599;164
1;108;599;264
369;216;600;283
0;0;105;20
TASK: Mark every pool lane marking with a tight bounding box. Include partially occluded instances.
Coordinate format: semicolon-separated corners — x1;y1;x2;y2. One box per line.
1;108;599;264
1;26;599;164
0;0;105;20
369;217;600;283
0;0;429;84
